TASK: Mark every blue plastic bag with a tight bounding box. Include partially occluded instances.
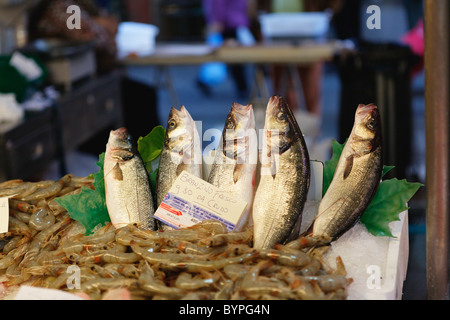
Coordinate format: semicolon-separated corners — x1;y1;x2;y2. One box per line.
198;33;227;87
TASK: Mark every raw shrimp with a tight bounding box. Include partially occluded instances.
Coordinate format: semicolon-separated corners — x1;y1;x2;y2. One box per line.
0;179;22;188
22;175;73;202
8;216;32;238
260;245;311;267
115;227;164;250
0;182;35;198
11;210;31;224
285;234;332;250
199;228;252;247
29;205;56;231
300;274;350;293
19;215;72;268
23;264;71;276
2;236;22;253
138;262;185;298
175;250;259;272
101;252;141;264
0;242;29;269
80;277;138;293
185;219;228;234
8;199;37;213
14;181;54;199
174;271;220;290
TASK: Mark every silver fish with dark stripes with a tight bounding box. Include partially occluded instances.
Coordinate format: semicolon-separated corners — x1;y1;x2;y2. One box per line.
104;128;155;230
252;96;310;249
312;103;383;240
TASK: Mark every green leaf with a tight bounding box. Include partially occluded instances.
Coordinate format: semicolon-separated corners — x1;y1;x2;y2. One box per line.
322;140;345;196
149;167;159;193
55;153;110;235
382;166;395;178
137;126;166;173
360;179;423;237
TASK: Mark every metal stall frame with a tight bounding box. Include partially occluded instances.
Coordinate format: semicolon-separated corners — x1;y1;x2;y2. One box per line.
425;0;450;300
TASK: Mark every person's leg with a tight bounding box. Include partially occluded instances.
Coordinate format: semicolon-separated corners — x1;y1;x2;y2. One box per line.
298;62;323;115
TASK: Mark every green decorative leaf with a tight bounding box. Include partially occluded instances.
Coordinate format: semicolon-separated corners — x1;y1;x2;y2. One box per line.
382;166;395;178
322;140;345;196
55;153;110;235
360;179;423;237
137;126;166;173
149;167;159;194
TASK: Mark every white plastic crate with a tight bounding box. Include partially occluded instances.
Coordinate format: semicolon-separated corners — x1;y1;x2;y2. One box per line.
259;12;330;39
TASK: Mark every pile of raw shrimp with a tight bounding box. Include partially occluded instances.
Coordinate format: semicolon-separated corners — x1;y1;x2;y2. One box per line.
0;175;351;300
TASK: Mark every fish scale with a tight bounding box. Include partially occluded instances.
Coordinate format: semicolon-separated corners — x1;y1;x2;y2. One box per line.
252;96;310;249
104;128;155;230
207;103;257;232
312;104;383;240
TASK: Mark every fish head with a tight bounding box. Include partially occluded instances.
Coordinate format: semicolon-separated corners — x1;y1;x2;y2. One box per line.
222;103;256;161
265;96;301;154
349;104;382;156
353;104;382;151
106;128;135;161
165;106;199;161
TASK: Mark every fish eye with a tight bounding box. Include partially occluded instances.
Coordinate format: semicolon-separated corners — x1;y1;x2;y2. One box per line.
226;121;235;130
367;119;376;129
277;111;286;121
168;119;177;129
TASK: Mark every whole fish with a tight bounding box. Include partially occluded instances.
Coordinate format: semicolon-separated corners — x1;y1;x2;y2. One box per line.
156;106;202;227
104;128;155;230
252;96;310;249
312;103;383;240
207;103;258;232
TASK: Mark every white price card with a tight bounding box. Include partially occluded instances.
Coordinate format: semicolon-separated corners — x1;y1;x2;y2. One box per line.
154;171;247;231
0;197;9;234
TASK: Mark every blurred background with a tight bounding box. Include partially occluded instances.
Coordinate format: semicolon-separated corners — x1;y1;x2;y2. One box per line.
0;0;433;299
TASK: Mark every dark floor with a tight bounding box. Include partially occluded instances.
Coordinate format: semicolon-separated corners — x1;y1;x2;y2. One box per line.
44;62;427;300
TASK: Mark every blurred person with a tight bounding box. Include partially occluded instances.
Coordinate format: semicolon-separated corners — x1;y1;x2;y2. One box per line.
198;0;255;98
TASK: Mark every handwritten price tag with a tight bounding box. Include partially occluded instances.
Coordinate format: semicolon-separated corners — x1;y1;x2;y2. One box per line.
0;197;9;234
154;171;247;231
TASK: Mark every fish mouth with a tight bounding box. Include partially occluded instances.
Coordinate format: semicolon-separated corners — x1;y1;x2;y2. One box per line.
356;104;377;116
230;103;255;131
111;127;129;139
232;102;252;116
266;96;281;114
176;105;195;124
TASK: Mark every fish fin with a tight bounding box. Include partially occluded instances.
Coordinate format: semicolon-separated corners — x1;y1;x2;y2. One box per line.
112;163;123;181
176;163;188;176
343;155;354;179
233;163;244;183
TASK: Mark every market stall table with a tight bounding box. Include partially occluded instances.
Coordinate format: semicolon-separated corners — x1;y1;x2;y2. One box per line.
120;42;339;109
